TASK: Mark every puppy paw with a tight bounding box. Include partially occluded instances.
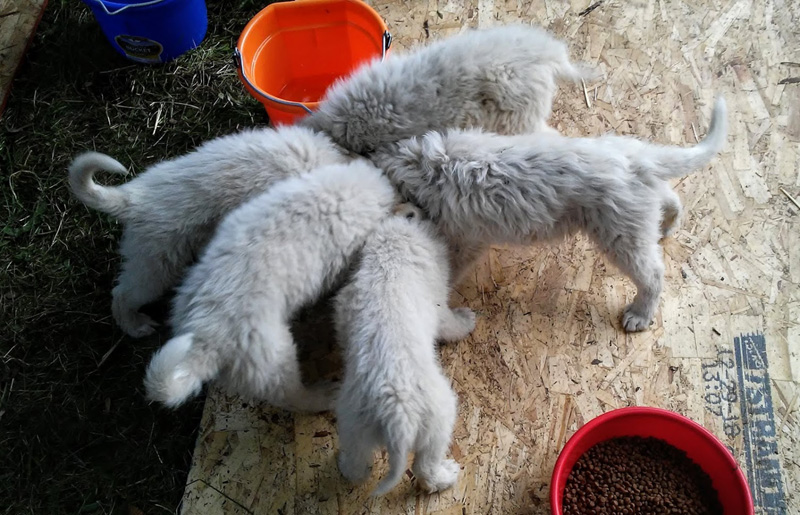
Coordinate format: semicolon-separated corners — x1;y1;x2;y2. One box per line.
438;308;476;342
660;217;681;239
452;307;476;334
622;305;653;332
540;125;561;136
118;311;159;338
420;459;460;493
338;451;371;484
303;381;340;412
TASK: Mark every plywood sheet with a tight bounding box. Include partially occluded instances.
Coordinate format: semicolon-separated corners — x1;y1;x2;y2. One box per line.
182;1;800;513
0;0;48;117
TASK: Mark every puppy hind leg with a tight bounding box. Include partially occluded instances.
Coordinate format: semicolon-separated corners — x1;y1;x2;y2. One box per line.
607;240;665;332
112;250;179;337
436;307;476;342
412;389;459;493
659;187;683;238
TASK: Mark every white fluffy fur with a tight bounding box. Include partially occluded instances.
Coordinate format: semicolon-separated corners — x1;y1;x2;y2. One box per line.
334;215;475;496
372;97;728;332
302;24;592;154
68;126;351;337
144;160;400;410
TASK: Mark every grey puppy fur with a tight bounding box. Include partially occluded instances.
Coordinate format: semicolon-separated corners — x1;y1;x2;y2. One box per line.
144;160;402;411
334;214;475;496
302;24;592;154
70;24;588;338
68;126;351;337
371;97;728;332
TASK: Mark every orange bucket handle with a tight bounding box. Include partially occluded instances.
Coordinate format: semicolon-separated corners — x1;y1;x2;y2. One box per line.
233;31;392;115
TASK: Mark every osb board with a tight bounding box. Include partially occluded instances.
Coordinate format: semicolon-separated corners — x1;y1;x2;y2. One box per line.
0;0;48;117
181;1;800;513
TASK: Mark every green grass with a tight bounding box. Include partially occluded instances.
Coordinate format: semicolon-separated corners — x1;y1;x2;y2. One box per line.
0;1;277;512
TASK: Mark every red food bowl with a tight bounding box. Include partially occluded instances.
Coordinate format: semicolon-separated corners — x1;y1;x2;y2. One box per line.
550;407;754;514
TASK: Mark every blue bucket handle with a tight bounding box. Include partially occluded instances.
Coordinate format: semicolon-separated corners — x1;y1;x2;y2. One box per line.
90;0;166;16
235;31;393;116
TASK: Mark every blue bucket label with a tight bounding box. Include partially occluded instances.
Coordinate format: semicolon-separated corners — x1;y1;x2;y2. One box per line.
114;35;164;64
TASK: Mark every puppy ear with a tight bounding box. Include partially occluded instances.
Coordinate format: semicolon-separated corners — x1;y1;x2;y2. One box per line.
420;131;449;164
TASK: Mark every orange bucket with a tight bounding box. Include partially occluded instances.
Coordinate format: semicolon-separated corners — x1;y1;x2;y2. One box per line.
235;0;391;126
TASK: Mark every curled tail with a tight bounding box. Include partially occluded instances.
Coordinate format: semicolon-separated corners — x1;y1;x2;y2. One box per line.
646;96;728;180
372;435;413;496
144;333;220;408
68;151;130;217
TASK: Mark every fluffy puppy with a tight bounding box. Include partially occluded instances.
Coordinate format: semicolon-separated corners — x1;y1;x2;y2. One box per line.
334;214;475;496
372;98;728;332
144;160;399;411
68;126;351;337
301;24;592;154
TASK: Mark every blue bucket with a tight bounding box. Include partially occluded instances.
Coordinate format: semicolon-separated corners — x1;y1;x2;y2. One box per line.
82;0;208;63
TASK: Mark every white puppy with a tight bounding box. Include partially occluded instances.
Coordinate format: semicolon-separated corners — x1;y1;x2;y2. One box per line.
334;214;476;496
144;160;400;411
68;126;351;337
372;98;728;332
302;24;592;154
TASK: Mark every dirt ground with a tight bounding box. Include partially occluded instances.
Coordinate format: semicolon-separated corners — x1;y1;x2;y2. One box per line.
0;1;276;512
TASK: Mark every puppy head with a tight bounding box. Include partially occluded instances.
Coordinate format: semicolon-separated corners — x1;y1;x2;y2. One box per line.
303;74;402;155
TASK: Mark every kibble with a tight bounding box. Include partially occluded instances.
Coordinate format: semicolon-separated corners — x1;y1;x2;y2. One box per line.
562;436;723;515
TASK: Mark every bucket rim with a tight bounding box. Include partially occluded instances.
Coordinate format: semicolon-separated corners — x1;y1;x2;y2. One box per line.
548;406;754;514
234;0;391;115
87;0;168;16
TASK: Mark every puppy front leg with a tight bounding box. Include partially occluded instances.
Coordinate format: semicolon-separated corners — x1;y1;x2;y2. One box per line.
336;411;376;484
254;320;337;412
447;240;488;286
436;307;476;342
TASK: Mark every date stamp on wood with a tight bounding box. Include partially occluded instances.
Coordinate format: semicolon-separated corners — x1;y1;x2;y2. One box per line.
702;333;787;513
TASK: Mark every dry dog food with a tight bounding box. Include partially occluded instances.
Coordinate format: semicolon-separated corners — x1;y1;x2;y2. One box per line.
563;436;723;515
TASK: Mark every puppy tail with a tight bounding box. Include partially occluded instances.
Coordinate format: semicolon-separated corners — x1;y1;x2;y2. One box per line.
144;333;217;408
68;151;130;217
372;437;413;496
646;96;728;180
555;59;600;83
